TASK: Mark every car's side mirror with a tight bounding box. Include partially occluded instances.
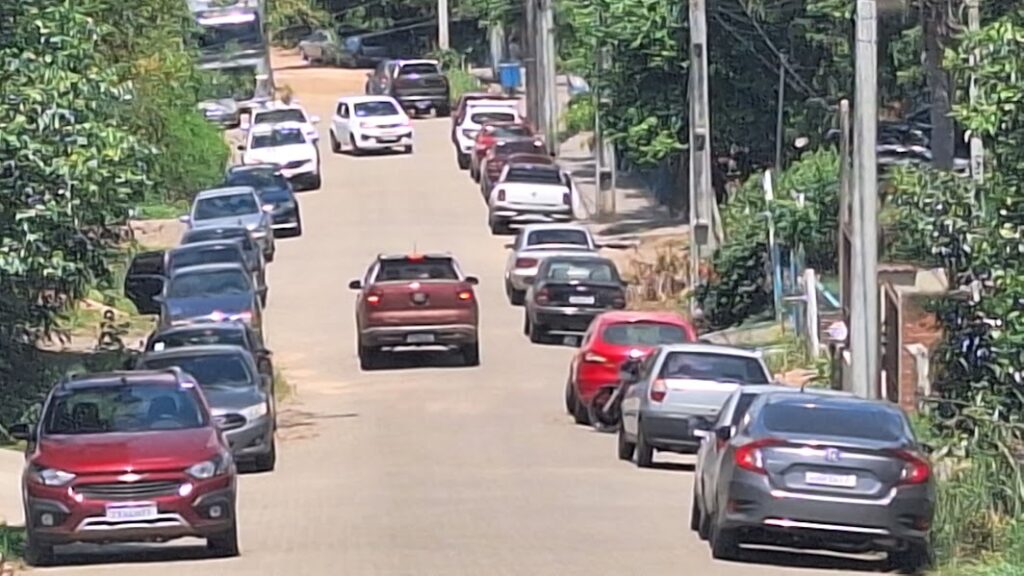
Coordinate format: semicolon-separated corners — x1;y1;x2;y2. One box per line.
920;442;935;456
262;204;274;213
178;214;191;223
237;144;245;151
152;295;165;303
310;115;320;123
8;423;34;442
714;426;733;442
366;72;373;79
258;348;273;358
618;360;640;382
348;279;362;290
464;276;479;285
693;429;712;441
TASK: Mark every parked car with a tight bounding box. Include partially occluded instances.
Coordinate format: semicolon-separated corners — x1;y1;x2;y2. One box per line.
365;59;450;117
480;138;549;197
523;254;627;344
503;223;600;305
487;161;575;234
238;122;322;191
124;250;167;315
450;92;518;148
566;311;697;425
181;186;275;262
691;390;934;571
329;95;413;155
246;101;320;144
348;253;480;369
158;262;264;332
135;345;277;472
452;100;521;170
618;343;772;467
224;164;302;238
143;321;273;379
470;122;535;181
299;29;390;68
9;369;239;565
180;226;265;273
167;241;268;306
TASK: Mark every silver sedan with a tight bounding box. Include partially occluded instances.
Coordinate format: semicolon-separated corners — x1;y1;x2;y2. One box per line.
502;223;599;305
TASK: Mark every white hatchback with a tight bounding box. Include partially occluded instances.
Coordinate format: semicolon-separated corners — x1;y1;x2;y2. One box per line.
329;96;413;155
239;121;321;191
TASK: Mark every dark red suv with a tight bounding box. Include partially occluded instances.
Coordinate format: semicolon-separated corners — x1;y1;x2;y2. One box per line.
10;370;240;565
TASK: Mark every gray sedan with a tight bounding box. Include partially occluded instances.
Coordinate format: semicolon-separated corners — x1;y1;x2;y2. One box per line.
181;186;276;262
135;344;277;472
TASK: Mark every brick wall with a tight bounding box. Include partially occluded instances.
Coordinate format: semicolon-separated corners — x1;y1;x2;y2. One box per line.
899;295;943;412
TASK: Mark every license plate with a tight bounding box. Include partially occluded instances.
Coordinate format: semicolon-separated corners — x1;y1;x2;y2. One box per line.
406;333;435;344
416;102;431;109
568;295;595;305
378;137;398;143
105;503;158;522
804;472;857;488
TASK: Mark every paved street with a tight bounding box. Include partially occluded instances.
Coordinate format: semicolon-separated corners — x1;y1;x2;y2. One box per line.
26;61;870;575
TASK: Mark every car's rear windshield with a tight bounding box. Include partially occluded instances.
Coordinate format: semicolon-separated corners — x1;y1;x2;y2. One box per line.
143;354;254;389
526;229;590;247
603;322;691;346
471;111;516;124
251;127;305;148
184;230;255;253
149;329;247;352
168;248;242;272
505;167;562;185
496;141;544;156
44;384;206;435
168;269;252;298
225;169;289;190
544;260;617;282
254;109;306;124
194;193;258;220
399;63;440;76
487;125;531;138
760;403;907;442
376;257;459;281
258;187;293;203
659;352;769;384
354;101;400;117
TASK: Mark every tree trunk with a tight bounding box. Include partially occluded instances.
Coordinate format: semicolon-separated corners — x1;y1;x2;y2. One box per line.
923;6;955;171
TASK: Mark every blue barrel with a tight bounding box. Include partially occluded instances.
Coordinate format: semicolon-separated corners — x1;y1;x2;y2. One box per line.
498;61;522;90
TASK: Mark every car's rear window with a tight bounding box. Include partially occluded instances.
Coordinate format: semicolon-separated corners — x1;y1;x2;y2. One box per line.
376;257;458;281
505;167;563;185
602;322;691;346
254;109;306;124
399;63;440;76
471;111;516;124
487;125;531;138
194;193;258;220
526;229;590;246
659;352;769;384
168;269;252;298
149;329;247;352
183;229;255;253
168;248;242;271
225;169;289;190
761;403;908;442
495;140;544;156
143;354;254;389
44;384;206;435
544;260;618;282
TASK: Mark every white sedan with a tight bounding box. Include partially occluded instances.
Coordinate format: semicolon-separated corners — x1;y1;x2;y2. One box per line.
330;95;413;155
239;121;322;190
502;224;599;305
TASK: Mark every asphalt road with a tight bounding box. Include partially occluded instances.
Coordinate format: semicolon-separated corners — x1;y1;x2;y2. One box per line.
31;65;872;575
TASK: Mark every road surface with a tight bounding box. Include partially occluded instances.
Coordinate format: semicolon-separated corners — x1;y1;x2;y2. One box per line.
33;58;872;575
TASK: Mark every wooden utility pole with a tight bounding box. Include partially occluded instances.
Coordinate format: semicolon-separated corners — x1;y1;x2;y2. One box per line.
837;98;852;391
438;0;450;50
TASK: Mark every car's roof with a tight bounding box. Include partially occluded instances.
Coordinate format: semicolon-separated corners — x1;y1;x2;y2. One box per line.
761;391;900;412
250;121;307;134
338;95;401;105
736;384;855;397
656;342;763;358
142;344;252;360
169;239;242;253
62;370;186;390
394;59;440;67
521;223;592;234
168;262;249;276
195;186;256;199
595;311;691;326
378;252;454;261
152;321;248;336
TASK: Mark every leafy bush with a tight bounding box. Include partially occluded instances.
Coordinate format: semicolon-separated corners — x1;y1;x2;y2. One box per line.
445;68;482;105
562;96;595;141
268;0;332;48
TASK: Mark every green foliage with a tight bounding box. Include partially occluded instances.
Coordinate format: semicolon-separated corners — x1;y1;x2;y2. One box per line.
445;68;482;105
882;165;974;268
268;0;332;47
561;96;595;140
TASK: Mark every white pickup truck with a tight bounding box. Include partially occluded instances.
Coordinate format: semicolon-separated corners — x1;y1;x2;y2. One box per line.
487;162;574;235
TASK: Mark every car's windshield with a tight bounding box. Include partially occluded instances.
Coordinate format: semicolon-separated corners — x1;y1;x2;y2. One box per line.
376;258;458;281
44;384;206;435
398;63;440;76
194;193;258;220
254;109;306;124
543;260;617;282
659;352;769;384
354;101;400;117
471;111;516;124
143;354;254;389
225;169;287;190
761;403;907;442
603;322;691;346
168;269;252;298
197;18;262;52
526;229;590;247
149;329;247;351
168;247;243;272
251;128;306;148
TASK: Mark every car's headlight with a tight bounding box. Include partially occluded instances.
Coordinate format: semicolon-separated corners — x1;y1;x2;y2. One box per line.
30;466;76;487
228;310;253;323
186;455;232;480
238;402;269;421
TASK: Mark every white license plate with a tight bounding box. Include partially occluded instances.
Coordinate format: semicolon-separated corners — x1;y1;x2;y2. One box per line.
406;333;435;344
105;503;158;522
804;472;857;488
568;295;595;305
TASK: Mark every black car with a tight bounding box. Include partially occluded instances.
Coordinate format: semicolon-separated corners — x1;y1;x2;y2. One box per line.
143;321;273;378
181;226;265;272
365;59;450;117
167;241;268;306
224;165;302;238
158;262;264;332
523;255;627;344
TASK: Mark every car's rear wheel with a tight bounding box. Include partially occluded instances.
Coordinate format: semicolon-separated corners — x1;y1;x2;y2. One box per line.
635;425;655;468
889;541;932;574
330;131;341;153
471;166;480;182
23;529;55;567
617;423;635;461
460;342;480;366
572;396;589;425
509;287;525;305
207;520;240;557
359;343;381;370
457;151;470;169
689;491;702;532
489;218;508;235
528;319;548;344
252;436;276;472
437;104;451;117
709;521;740;561
564;378;576;415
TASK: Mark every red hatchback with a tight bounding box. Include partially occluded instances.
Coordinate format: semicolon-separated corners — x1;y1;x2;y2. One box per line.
565;311;697;424
11;370;239;565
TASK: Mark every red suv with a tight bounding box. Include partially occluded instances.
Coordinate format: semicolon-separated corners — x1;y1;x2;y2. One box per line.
10;370;239;565
565;311;697;424
349;253;480;369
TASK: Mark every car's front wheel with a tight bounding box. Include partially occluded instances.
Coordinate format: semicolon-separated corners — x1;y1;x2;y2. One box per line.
330;131;341;153
437;104;451;117
309;172;322;190
617;424;635;461
403;144;413;154
207;520;240;557
23;529;55;566
457;151;470;169
252;436;276;472
349;135;362;156
889;541;933;574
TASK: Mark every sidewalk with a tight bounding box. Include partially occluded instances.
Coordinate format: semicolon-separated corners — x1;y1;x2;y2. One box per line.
0;448;24;528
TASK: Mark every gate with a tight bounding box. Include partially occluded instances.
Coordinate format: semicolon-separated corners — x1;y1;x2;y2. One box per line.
881;284;902;403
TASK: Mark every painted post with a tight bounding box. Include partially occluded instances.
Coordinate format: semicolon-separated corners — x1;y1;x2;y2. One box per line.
764;170;784;322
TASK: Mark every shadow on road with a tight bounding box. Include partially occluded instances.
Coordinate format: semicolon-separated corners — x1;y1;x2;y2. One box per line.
728;545;888;572
48;542;218;568
364;349;474;371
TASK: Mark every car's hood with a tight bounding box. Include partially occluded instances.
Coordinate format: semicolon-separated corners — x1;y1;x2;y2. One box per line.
192;213;264;230
355;115;408;128
36;428;221;475
243;145;317;166
202;385;265;412
165;294;254;320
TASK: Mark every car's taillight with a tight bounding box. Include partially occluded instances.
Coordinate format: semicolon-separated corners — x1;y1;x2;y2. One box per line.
366;293;382;305
583;352;607;364
649;378;667;402
535;288;550;305
496;188;506;201
457;289;473;301
734;438;785;475
894;450;931;485
562;191;571;205
613;291;626;308
515;257;538;268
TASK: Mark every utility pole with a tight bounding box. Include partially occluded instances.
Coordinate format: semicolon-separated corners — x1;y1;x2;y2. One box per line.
837;99;852;391
967;0;985;187
540;0;558;157
438;0;449;50
774;56;786;173
524;0;540;131
687;0;717;316
851;0;880;399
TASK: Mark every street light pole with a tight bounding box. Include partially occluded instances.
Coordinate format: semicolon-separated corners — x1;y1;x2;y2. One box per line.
438;0;449;50
687;0;717;316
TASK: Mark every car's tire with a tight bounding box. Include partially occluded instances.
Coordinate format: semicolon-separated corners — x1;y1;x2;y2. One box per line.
359;344;381;370
698;498;712;540
690;491;702;532
23;529;55;567
489;218;507;235
207;520;240;557
252;436;276;472
309;173;322;190
349;135;362;156
523;314;531;336
889;541;933;574
509;287;525;306
564;378;576;415
471;166;480;182
461;342;480;366
617;423;636;461
572;396;589;425
437;104;451;117
403;144;413;154
330;131;341;153
710;521;740;561
528;319;548;344
457;152;470;169
265;250;275;263
635;425;655;468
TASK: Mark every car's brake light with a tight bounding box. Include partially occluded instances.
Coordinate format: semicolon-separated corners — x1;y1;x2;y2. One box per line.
649;378;667;402
366;294;381;305
894;450;931;485
734;438;785;474
613;291;627;308
563;191;571;205
515;257;538;268
583;352;607;364
535;288;550;305
497;188;506;201
407;253;424;261
457;289;473;301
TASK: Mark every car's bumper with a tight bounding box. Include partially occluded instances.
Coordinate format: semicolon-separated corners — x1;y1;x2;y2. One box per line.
637;411;717;452
361;323;478;347
279;164;317;180
288;172;320;190
202;110;240;127
507;270;535;291
491;205;573;226
355;130;413;150
530;305;605;332
396;95;449;110
25;485;236;545
456;136;476;154
222;414;275;460
719;473;934;550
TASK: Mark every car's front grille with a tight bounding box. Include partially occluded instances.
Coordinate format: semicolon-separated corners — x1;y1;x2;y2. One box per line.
75;481;181;500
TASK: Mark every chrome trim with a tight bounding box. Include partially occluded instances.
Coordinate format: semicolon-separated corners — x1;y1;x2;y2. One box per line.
769;487;898;506
77;513;191;532
763;518;890;535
